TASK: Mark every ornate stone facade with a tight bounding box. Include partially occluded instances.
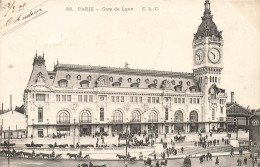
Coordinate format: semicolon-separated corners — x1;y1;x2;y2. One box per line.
24;0;227;138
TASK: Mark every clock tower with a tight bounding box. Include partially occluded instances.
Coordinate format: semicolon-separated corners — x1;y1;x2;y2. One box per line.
193;0;226;132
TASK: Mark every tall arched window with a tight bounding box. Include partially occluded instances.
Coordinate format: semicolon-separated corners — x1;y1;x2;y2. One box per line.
190;111;198;122
174;110;183;122
112;111;123;123
58;79;68;88
80;110;91;123
148;111;158;122
131;111;141;122
80;80;90;88
57;110;70;124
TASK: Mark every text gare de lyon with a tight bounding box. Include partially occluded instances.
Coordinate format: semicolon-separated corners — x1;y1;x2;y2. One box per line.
76;7;134;11
74;7;159;11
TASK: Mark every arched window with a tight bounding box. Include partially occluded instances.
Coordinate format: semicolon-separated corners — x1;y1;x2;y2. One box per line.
187;81;190;86
131;111;141;122
109;77;113;82
112;111;123;123
179;81;183;85
118;77;123;82
136;78;140;83
128;78;132;83
66;74;71;80
154;79;157;84
58;79;68;88
251;119;259;126
57;110;70;124
174;110;183;122
77;75;81;80
80;80;90;88
148;111;158;122
190;111;198;122
80;110;91;123
145;79;149;84
171;80;175;85
87;75;92;81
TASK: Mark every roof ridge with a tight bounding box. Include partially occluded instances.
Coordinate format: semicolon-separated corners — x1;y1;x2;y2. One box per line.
55;63;193;75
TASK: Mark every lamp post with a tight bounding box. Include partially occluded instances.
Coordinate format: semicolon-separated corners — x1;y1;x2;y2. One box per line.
234;117;238;140
208;118;210;133
78;116;80;144
47;119;49;137
73;119;76;147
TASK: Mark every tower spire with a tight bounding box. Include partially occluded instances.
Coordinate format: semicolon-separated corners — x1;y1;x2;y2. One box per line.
202;0;212;21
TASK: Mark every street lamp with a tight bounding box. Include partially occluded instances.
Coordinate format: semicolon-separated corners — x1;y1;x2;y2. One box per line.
47;119;49;137
208;118;210;133
234;117;238;140
73;119;76;147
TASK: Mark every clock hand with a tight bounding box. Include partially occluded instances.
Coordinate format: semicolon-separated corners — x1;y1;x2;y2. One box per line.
210;52;216;59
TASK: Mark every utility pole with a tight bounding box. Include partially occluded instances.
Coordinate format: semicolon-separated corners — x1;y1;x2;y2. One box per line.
73;119;76;148
78;116;80;144
8;126;10;165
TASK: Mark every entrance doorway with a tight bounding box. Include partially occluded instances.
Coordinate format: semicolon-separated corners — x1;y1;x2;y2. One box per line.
130;124;141;134
190;123;198;132
80;125;91;136
165;126;169;134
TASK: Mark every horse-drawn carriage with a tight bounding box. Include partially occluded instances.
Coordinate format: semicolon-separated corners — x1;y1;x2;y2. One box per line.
174;135;186;142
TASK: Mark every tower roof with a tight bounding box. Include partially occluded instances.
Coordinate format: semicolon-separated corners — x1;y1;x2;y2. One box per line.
194;0;222;40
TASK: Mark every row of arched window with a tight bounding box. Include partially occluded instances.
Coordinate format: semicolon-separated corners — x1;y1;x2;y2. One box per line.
58;78;191;88
56;110;198;124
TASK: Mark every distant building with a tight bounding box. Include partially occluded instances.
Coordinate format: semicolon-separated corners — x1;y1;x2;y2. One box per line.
226;92;252;131
24;0;228;138
249;109;260;146
0;110;27;139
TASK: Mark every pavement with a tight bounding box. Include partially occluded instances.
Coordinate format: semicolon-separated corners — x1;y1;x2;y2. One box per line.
0;131;252;161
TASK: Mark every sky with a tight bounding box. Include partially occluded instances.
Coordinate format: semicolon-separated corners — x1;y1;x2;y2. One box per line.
0;0;259;110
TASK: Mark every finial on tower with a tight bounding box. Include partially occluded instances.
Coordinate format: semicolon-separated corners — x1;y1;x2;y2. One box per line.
36;50;37;58
57;58;59;65
125;62;129;68
43;51;44;59
202;0;212;20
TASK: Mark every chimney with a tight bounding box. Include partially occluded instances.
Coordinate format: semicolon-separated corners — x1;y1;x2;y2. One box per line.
1;103;3;114
231;92;234;103
10;94;12;111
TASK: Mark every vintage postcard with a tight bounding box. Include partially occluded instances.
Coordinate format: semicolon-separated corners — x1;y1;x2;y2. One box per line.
0;0;259;167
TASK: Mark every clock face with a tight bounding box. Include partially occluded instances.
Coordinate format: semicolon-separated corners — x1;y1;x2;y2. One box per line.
208;48;220;64
195;49;204;65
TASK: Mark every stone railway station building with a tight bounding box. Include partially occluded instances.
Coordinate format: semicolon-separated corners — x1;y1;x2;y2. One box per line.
24;0;228;138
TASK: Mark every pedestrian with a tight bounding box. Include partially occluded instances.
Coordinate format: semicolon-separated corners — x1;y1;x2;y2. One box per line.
243;157;247;165
199;155;203;164
154;152;156;160
156;160;160;167
237;158;241;166
215;156;219;165
209;153;212;160
181;147;184;153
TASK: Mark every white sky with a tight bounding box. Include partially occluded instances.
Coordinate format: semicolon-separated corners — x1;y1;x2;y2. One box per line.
0;0;259;109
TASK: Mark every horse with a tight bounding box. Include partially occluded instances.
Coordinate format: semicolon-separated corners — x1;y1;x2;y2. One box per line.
48;144;54;148
81;163;88;167
93;165;106;167
116;154;126;160
67;153;78;160
14;151;24;158
34;144;43;148
59;144;68;148
23;152;33;158
40;153;50;159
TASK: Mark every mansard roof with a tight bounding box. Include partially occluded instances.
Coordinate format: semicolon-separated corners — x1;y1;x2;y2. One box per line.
54;63;193;78
226;102;252;117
